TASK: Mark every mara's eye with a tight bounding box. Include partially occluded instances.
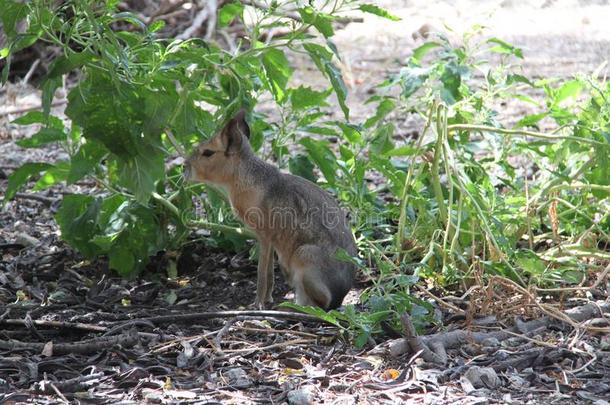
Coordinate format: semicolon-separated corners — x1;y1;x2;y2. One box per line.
201;149;215;157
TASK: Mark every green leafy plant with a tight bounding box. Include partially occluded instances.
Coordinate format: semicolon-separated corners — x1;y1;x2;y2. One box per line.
281;29;609;344
1;0;398;277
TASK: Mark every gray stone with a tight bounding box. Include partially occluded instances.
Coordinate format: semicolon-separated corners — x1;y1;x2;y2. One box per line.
287;386;314;405
464;366;502;389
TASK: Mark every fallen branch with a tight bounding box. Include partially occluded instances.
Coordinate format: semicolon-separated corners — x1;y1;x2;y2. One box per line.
383;301;610;364
14;192;57;207
32;372;106;395
0;331;138;355
0;100;67;118
113;310;332;327
0;318;108;333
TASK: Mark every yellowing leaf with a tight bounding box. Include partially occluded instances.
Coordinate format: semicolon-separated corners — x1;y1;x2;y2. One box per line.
282;368;304;376
16;290;29;301
381;368;400;380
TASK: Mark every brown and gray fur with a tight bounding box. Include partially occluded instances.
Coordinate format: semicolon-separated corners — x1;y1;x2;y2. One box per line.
184;110;356;310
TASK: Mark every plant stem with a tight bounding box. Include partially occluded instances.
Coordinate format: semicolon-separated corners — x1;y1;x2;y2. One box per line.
447;124;609;148
396;104;434;254
152;192;181;217
152;192;255;238
531;155;596;203
189;220;256;239
432;105;448;225
550;183;610;193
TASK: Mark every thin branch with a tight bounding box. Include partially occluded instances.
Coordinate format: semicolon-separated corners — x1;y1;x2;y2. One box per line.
448;124;609;148
112;310;334;327
0;100;68;118
0;318;108;332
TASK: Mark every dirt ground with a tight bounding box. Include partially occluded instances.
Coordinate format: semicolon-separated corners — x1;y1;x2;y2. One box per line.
1;1;610;403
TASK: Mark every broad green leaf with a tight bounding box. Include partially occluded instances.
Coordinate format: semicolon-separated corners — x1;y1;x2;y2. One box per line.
336;122;362;144
587;146;610;198
262;48;293;104
279;302;342;326
370;123;395;155
16;128;66;148
515;250;546;276
411;42;441;65
487;38;523;59
516;113;547;128
148;20;165;33
0;0;29;38
507;74;534;86
297;111;326;126
364;98;395;129
4;162;52;202
290;86;330;110
66;75;146;158
358;4;401;21
218;1;244;27
298;7;334;38
440;62;468;104
12;112;63;128
41;77;61;117
1;56;10;84
302;125;338;136
170;94;215;140
303;43;333;72
369;155;405;197
288;154;317;182
112;12;146;30
354;329;370;348
110;204;165;276
300;137;337;184
68;139;108;184
324;60;349;120
34;161;70;190
303;43;349;119
99;195;128;231
385;145;418;156
46;50;95;79
109;245;136;277
118;145;165;204
553;80;583;106
398;66;430;99
55;194;102;258
106;0;120;10
93;199;129;251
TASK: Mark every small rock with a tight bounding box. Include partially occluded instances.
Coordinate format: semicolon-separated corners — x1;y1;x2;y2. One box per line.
287;386;314;405
224;368;251;389
176;341;194;368
280;357;304;370
464;366;501;389
507;374;529;389
481;337;500;348
15;232;39;247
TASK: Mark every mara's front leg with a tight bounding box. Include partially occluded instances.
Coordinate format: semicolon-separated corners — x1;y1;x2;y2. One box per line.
254;240;274;309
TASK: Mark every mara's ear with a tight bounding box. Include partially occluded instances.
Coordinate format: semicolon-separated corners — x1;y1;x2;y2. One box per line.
220;109;251;154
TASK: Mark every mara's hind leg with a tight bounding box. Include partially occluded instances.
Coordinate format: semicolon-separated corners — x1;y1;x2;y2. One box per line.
290;245;332;309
